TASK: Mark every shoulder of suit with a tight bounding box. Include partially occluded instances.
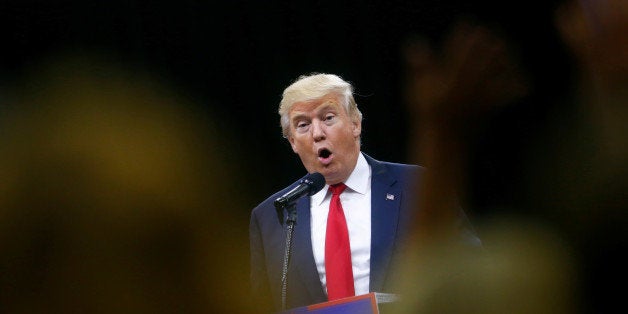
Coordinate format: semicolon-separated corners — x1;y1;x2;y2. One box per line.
363;153;424;172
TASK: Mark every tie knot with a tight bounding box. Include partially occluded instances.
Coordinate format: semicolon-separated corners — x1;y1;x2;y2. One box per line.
329;183;347;196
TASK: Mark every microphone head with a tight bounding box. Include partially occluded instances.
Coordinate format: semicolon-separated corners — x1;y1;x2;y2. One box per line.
302;172;326;196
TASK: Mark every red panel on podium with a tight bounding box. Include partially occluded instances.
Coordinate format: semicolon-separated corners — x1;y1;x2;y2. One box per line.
279;293;379;314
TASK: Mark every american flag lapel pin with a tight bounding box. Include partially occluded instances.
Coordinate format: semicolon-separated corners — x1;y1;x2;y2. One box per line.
386;194;395;201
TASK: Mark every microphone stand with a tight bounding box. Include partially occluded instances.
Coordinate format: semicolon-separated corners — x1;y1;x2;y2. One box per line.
276;201;298;311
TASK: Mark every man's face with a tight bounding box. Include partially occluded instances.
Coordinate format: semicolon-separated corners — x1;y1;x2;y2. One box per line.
287;93;361;185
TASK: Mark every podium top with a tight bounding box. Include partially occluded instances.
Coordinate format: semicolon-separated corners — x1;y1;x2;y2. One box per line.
278;292;399;314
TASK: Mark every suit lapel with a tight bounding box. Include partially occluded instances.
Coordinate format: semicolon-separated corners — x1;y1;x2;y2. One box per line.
286;155;402;300
366;155;401;292
292;196;327;301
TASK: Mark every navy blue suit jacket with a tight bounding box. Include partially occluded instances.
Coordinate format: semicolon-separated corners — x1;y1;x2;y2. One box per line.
249;154;478;312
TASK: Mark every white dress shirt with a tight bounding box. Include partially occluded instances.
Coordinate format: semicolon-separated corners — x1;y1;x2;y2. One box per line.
311;152;372;297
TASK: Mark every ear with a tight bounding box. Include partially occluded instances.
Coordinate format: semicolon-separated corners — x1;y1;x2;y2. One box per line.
352;119;362;138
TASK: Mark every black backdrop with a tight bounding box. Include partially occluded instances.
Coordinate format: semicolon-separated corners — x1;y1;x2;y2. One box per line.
1;0;572;223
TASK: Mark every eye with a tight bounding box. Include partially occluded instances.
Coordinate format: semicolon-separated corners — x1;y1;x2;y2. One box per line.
324;113;335;122
295;121;310;133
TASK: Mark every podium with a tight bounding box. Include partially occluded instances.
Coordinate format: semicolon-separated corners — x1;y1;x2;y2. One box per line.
279;292;398;314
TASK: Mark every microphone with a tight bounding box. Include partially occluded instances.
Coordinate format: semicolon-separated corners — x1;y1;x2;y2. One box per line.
274;172;325;224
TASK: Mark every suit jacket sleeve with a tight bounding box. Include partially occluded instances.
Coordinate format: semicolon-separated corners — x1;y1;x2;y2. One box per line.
249;208;274;312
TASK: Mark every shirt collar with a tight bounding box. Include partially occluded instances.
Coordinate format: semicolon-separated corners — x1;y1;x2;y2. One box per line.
311;152;371;206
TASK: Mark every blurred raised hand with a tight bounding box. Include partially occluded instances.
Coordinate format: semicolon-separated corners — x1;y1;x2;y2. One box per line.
404;21;529;143
402;21;530;242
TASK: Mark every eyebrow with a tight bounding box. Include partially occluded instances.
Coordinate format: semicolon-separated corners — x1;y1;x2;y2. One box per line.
314;103;339;116
290;101;340;123
290;112;308;124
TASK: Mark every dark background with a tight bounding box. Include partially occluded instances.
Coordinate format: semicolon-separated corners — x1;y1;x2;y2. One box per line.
0;0;572;222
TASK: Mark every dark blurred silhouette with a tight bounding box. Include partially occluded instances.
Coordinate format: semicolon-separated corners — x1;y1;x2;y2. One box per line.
390;20;575;314
0;54;255;313
389;0;626;313
534;0;628;312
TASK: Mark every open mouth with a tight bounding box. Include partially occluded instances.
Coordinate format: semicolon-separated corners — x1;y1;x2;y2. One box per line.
318;148;331;159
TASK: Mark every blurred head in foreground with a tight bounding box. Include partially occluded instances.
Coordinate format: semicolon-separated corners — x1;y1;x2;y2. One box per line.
0;54;253;313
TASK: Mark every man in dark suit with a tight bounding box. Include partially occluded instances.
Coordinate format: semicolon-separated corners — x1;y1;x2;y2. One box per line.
249;73;479;312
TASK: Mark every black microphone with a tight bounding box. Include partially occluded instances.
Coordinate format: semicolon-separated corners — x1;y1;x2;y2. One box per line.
274;172;325;224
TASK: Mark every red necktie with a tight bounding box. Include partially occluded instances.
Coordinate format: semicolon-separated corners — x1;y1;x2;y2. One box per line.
325;183;355;301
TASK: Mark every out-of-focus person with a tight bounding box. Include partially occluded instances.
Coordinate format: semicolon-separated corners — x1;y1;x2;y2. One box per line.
0;54;255;314
390;20;575;314
537;0;628;312
390;0;627;313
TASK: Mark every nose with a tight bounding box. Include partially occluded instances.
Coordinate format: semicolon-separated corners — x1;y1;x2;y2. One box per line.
311;119;325;141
